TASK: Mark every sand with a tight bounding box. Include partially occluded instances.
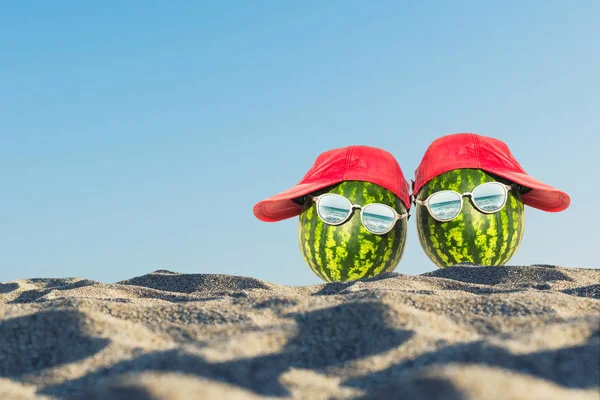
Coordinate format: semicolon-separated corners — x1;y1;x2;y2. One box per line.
0;264;598;399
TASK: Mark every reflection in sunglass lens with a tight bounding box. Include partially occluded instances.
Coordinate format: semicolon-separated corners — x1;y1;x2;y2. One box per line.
317;194;352;224
472;183;507;212
361;204;396;234
428;191;462;221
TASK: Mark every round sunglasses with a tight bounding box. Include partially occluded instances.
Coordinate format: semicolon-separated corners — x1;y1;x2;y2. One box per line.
415;182;516;222
308;193;409;235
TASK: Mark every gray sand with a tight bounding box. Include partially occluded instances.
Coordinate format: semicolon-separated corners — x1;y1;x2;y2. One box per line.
0;265;598;399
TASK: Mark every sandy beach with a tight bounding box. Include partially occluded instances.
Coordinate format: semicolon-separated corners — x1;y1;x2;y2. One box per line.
1;264;598;399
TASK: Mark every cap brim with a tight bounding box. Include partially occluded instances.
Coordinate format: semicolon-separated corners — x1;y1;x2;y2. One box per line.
253;179;342;222
488;170;570;212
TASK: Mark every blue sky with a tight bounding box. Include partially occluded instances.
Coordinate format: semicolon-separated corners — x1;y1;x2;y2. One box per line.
1;1;598;286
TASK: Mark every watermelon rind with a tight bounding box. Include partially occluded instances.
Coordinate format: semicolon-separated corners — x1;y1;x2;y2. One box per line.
298;181;408;282
415;169;525;268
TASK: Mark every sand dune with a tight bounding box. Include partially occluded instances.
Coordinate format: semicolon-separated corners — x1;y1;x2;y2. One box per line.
0;265;598;399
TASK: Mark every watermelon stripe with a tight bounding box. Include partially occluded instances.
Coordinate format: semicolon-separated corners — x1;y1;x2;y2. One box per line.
335;223;352;281
466;172;474;187
416;207;444;267
299;207;318;279
503;194;524;263
440;170;449;190
385;203;406;267
314;214;333;281
349;184;358;204
378;232;395;274
483;213;498;264
386;190;394;205
377;189;401;273
357;184;377;278
446;169;462;192
498;192;515;265
312;211;327;279
386;214;407;271
362;183;376;206
497;210;510;264
429;218;451;266
472;170;488;265
428;173;439;196
325;223;340;281
302;207;316;269
346;183;366;281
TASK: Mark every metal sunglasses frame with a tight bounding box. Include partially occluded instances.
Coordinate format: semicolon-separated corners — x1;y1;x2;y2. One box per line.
309;193;409;235
414;182;516;222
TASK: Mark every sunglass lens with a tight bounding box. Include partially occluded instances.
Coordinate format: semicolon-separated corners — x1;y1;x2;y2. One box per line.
428;191;462;221
472;182;507;212
361;204;396;234
317;194;352;225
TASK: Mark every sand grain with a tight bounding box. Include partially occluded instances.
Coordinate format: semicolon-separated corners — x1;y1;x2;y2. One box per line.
1;265;598;399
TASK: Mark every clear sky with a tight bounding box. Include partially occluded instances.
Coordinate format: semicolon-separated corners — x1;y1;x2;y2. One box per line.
1;1;598;286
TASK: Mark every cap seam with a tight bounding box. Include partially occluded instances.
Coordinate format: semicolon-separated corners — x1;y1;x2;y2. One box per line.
472;134;481;169
344;145;355;181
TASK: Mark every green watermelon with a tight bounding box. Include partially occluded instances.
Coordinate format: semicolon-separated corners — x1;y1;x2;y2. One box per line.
416;168;524;268
298;180;408;282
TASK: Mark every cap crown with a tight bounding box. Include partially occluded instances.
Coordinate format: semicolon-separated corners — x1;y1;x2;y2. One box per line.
413;133;526;194
301;145;411;206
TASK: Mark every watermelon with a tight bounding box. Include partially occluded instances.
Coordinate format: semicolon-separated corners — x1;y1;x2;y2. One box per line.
298;180;408;282
415;168;525;268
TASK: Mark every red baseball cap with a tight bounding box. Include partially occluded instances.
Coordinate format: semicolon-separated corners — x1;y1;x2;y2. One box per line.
412;133;570;212
254;145;411;222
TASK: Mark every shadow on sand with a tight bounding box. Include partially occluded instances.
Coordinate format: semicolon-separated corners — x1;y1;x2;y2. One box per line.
0;310;110;378
42;301;413;398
